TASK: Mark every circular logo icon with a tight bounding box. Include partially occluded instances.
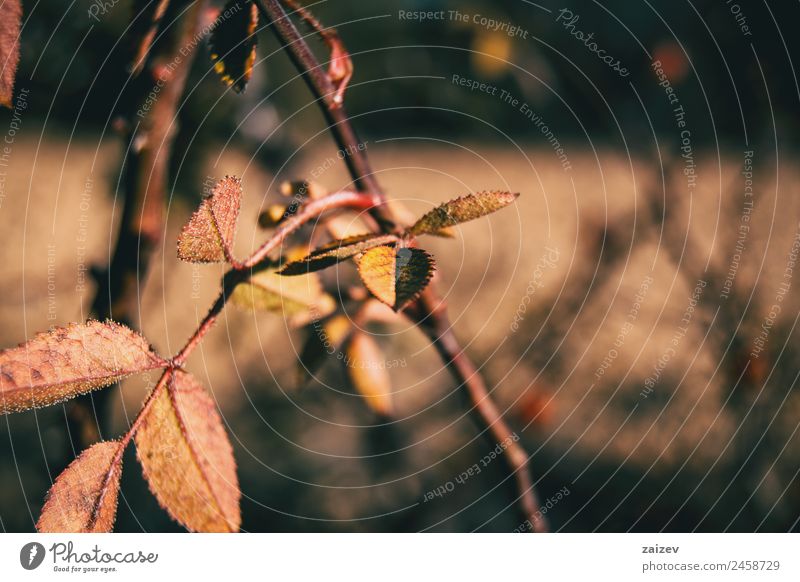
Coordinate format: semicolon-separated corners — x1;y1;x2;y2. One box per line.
20;542;46;570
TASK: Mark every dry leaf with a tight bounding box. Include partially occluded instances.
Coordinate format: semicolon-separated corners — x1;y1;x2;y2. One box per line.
37;441;124;533
0;0;22;108
409;191;519;237
127;0;172;74
279;234;398;275
356;246;435;311
0;321;166;414
177;176;242;263
231;268;335;326
209;0;258;93
346;332;393;416
136;371;240;532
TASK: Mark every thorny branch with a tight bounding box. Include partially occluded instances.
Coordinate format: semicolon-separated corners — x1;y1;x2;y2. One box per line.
67;1;210;449
255;0;547;531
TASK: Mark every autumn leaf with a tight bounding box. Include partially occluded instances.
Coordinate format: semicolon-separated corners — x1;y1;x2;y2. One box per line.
209;0;258;93
279;234;398;275
0;0;22;108
37;441;124;533
346;332;393;416
409;191;519;237
356;246;435;311
297;314;351;387
0;321;166;414
135;371;240;532
177;176;241;263
230;268;335;326
127;0;172;74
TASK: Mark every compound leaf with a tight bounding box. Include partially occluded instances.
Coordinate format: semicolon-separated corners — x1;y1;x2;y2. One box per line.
0;0;22;108
409;191;519;236
177;176;241;263
136;371;240;532
279;234;398;275
346;332;393;416
209;0;258;93
37;441;124;533
356;246;435;311
231;268;335;327
0;321;166;414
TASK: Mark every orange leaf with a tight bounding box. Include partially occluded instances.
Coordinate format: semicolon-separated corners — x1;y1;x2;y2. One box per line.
346;332;393;416
409;191;519;236
0;0;22;108
0;321;166;414
135;371;240;532
356;246;435;311
37;441;124;533
178;176;242;263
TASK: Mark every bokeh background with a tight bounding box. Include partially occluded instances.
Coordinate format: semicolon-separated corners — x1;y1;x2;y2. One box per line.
1;0;800;532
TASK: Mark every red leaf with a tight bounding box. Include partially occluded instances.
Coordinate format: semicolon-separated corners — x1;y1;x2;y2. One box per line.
177;176;242;263
37;441;124;533
0;321;166;414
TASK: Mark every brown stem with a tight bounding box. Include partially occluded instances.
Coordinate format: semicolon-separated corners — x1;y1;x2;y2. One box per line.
410;288;547;532
172;292;228;367
67;1;210;449
256;0;545;530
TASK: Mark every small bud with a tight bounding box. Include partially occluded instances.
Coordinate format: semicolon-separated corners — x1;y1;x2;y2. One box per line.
279;180;327;200
258;205;288;229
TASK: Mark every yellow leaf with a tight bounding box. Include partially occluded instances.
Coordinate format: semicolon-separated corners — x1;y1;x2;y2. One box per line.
231;268;335;326
356;246;435;311
346;332;393;416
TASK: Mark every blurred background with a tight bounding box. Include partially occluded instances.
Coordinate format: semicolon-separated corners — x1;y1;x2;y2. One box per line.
1;0;800;532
